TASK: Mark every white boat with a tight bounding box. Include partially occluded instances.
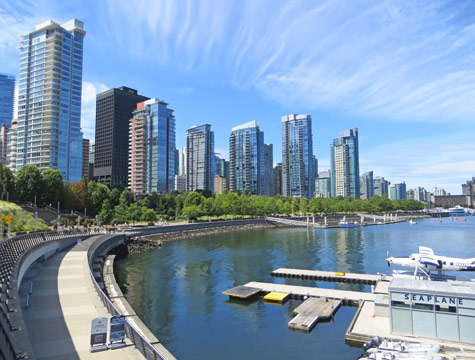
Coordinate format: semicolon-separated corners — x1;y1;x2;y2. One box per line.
377;339;440;353
408;219;417;225
361;351;442;360
339;219;360;228
445;205;466;216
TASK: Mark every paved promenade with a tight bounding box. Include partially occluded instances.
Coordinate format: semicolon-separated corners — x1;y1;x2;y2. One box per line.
21;236;142;359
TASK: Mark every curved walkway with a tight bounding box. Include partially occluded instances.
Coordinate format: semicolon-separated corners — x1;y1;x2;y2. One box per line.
21;236;141;359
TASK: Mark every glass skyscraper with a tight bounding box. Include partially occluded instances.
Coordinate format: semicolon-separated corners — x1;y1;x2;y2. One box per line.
330;128;360;198
128;98;175;196
0;73;15;127
281;114;315;199
315;170;331;198
16;19;85;181
229;121;266;195
186;124;214;192
360;171;374;200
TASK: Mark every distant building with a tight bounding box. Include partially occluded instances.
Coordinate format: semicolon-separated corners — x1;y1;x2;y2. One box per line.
433;187;447;196
177;147;187;176
0;73;14;127
186;124;214;192
174;175;186;191
17;20;85;181
128;99;175;197
330;128;359;198
263;144;274;196
434;195;471;208
462;177;475;207
95;86;149;188
360;171;374;200
82;139;90;180
389;182;406;200
406;189;415;200
89;143;95;181
216;158;229;190
273;163;282;196
374;176;389;196
175;149;180;175
413;187;427;202
281;114;315;198
229;121;266;195
315;170;331;198
0;124;9;164
214;175;227;195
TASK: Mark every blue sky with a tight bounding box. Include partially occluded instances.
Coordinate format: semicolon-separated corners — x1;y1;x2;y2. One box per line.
1;0;475;194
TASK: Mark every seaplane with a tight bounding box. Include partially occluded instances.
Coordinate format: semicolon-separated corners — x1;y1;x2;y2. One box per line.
386;246;475;278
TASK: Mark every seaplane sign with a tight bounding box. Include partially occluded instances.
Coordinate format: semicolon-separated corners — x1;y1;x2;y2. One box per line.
386;246;475;276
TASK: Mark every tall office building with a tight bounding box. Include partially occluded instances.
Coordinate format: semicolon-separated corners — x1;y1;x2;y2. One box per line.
94;86;149;188
88;143;95;181
0;73;14;127
281;114;315;199
229;121;266;195
82;138;90;180
315;170;331;198
128;99;175;197
186;124;214;192
360;171;374;200
330;128;360;198
374;176;389;196
16;19;85;181
389;182;406;200
216;158;229;187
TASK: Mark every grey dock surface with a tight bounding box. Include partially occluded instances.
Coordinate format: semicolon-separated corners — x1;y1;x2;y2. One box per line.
222;285;262;299
245;281;375;304
272;268;392;285
289;297;342;331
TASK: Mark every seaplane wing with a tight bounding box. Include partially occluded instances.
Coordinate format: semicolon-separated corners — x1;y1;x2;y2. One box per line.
418;246;434;257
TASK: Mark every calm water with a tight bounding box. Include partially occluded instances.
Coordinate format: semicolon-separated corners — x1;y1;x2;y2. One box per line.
115;217;475;359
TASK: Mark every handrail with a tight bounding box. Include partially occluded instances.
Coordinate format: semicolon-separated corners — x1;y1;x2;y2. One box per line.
87;235;172;360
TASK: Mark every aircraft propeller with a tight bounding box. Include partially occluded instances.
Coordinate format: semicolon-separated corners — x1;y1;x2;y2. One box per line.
387;250;390;268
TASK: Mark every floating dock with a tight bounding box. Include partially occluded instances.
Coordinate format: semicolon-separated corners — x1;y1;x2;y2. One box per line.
222;285;261;299
264;291;289;303
245;281;375;305
289;297;342;331
271;268;392;285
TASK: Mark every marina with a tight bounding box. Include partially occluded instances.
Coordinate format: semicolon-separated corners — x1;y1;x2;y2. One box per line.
116;217;475;360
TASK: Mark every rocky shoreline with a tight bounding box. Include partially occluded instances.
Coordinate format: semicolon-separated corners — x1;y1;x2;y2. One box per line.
123;222;277;254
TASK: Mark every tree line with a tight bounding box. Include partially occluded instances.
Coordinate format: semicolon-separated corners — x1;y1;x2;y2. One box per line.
0;164;425;226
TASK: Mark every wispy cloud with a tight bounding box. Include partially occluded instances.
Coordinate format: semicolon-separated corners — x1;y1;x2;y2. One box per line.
81;81;108;141
100;0;475;123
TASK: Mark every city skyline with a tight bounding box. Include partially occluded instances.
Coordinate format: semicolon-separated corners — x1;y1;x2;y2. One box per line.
1;1;475;193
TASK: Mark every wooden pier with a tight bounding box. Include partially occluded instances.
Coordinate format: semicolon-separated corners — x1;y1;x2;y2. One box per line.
288;297;342;331
244;281;375;305
271;268;392;285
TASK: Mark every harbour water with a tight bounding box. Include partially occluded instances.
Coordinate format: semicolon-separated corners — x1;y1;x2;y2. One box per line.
115;217;475;359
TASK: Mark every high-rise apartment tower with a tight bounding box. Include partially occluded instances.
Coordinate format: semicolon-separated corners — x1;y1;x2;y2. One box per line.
16;19;85;181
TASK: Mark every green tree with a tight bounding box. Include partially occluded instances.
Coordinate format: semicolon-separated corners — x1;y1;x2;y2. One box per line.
182;205;202;220
184;192;203;207
68;181;88;211
110;188;121;207
0;164;14;200
97;199;114;225
88;181;110;216
42;168;63;206
128;202;143;224
120;189;134;207
141;208;157;223
14;165;43;203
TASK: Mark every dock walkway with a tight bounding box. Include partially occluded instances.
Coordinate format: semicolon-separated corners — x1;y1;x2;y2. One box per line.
244;281;376;304
288;297;341;331
272;268;392;285
21;237;141;359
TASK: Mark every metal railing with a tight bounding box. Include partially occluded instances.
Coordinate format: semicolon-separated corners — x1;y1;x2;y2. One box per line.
87;234;171;360
0;229;94;360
